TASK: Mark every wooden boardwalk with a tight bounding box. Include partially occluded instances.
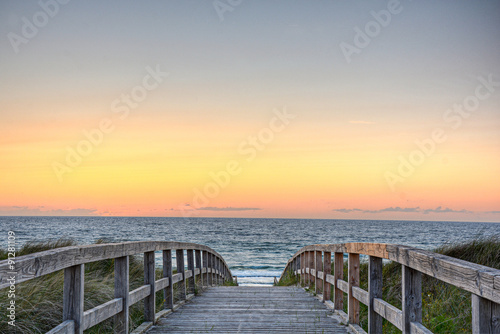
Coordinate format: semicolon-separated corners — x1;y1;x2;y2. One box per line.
147;286;349;333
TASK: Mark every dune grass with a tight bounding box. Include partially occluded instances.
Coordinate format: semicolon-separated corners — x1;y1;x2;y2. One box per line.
0;239;186;333
279;235;500;333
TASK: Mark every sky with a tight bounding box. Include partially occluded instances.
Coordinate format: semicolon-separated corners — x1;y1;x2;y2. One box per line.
0;0;499;222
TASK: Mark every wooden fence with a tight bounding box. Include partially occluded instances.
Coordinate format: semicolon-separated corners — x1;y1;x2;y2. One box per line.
279;242;500;334
0;241;234;333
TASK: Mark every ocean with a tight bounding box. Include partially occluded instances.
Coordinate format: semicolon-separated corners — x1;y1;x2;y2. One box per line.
0;217;498;285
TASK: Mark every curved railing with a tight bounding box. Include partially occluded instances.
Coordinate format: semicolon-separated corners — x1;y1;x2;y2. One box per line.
279;243;500;334
0;241;234;333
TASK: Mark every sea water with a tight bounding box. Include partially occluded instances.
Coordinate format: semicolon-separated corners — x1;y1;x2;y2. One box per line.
0;217;498;285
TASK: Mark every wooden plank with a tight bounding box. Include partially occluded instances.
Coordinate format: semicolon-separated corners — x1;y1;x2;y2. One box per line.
144;251;156;322
0;241;230;289
348;253;360;325
63;264;84;334
315;251;322;295
82;298;122;330
155;277;169;292
337;279;349;294
402;265;422;334
300;252;305;286
352;286;369;305
387;244;500;303
373;297;402;330
334;252;344;310
369;256;383;334
323;251;331;302
187;249;195;295
46;320;75;334
195;249;202;290
162;250;173;310
472;294;500;333
130;285;151;305
176;249;186;300
309;251;314;287
114;256;129;334
203;251;209;287
148;286;349;333
410;322;433;334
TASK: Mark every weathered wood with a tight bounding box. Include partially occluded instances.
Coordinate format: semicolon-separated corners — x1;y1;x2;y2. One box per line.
130;285;151;305
82;298;122;330
162;250;173;310
187;249;195;294
369;256;383;334
373;297;402;330
352;286;369;305
279;242;500;304
334;252;344;310
323;251;331;302
114;256;129;334
300;252;305;286
410;322;433;334
147;286;349;334
155;277;169;292
337;279;349;294
46;320;75;334
309;251;314;287
63;264;84;334
144;251;156;322
315;250;322;295
195;249;202;289
348;253;360;325
176;249;186;300
402;265;422;334
472;293;500;334
0;241;231;289
204;251;210;287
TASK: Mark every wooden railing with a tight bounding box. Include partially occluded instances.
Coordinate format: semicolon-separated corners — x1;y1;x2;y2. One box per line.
0;241;234;334
279;243;500;334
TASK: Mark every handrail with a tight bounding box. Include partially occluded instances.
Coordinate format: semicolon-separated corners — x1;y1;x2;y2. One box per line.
0;241;234;334
279;242;500;334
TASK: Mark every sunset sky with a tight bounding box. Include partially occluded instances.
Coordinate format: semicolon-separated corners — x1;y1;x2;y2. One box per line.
1;0;499;222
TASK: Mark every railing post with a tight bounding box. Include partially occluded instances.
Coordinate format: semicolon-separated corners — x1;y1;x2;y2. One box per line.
187;249;195;295
114;256;129;334
299;252;304;286
63;264;84;334
402;265;422;334
176;249;186;300
472;294;500;333
323;251;331;302
309;251;314;287
368;256;383;333
334;252;344;310
163;249;173;310
206;252;212;286
144;251;156;322
348;253;360;325
315;250;322;295
195;249;202;291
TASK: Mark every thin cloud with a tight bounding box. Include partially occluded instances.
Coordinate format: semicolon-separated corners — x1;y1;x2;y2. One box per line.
422;206;472;214
333;206;472;214
197;207;262;211
0;206;98;216
485;210;500;214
